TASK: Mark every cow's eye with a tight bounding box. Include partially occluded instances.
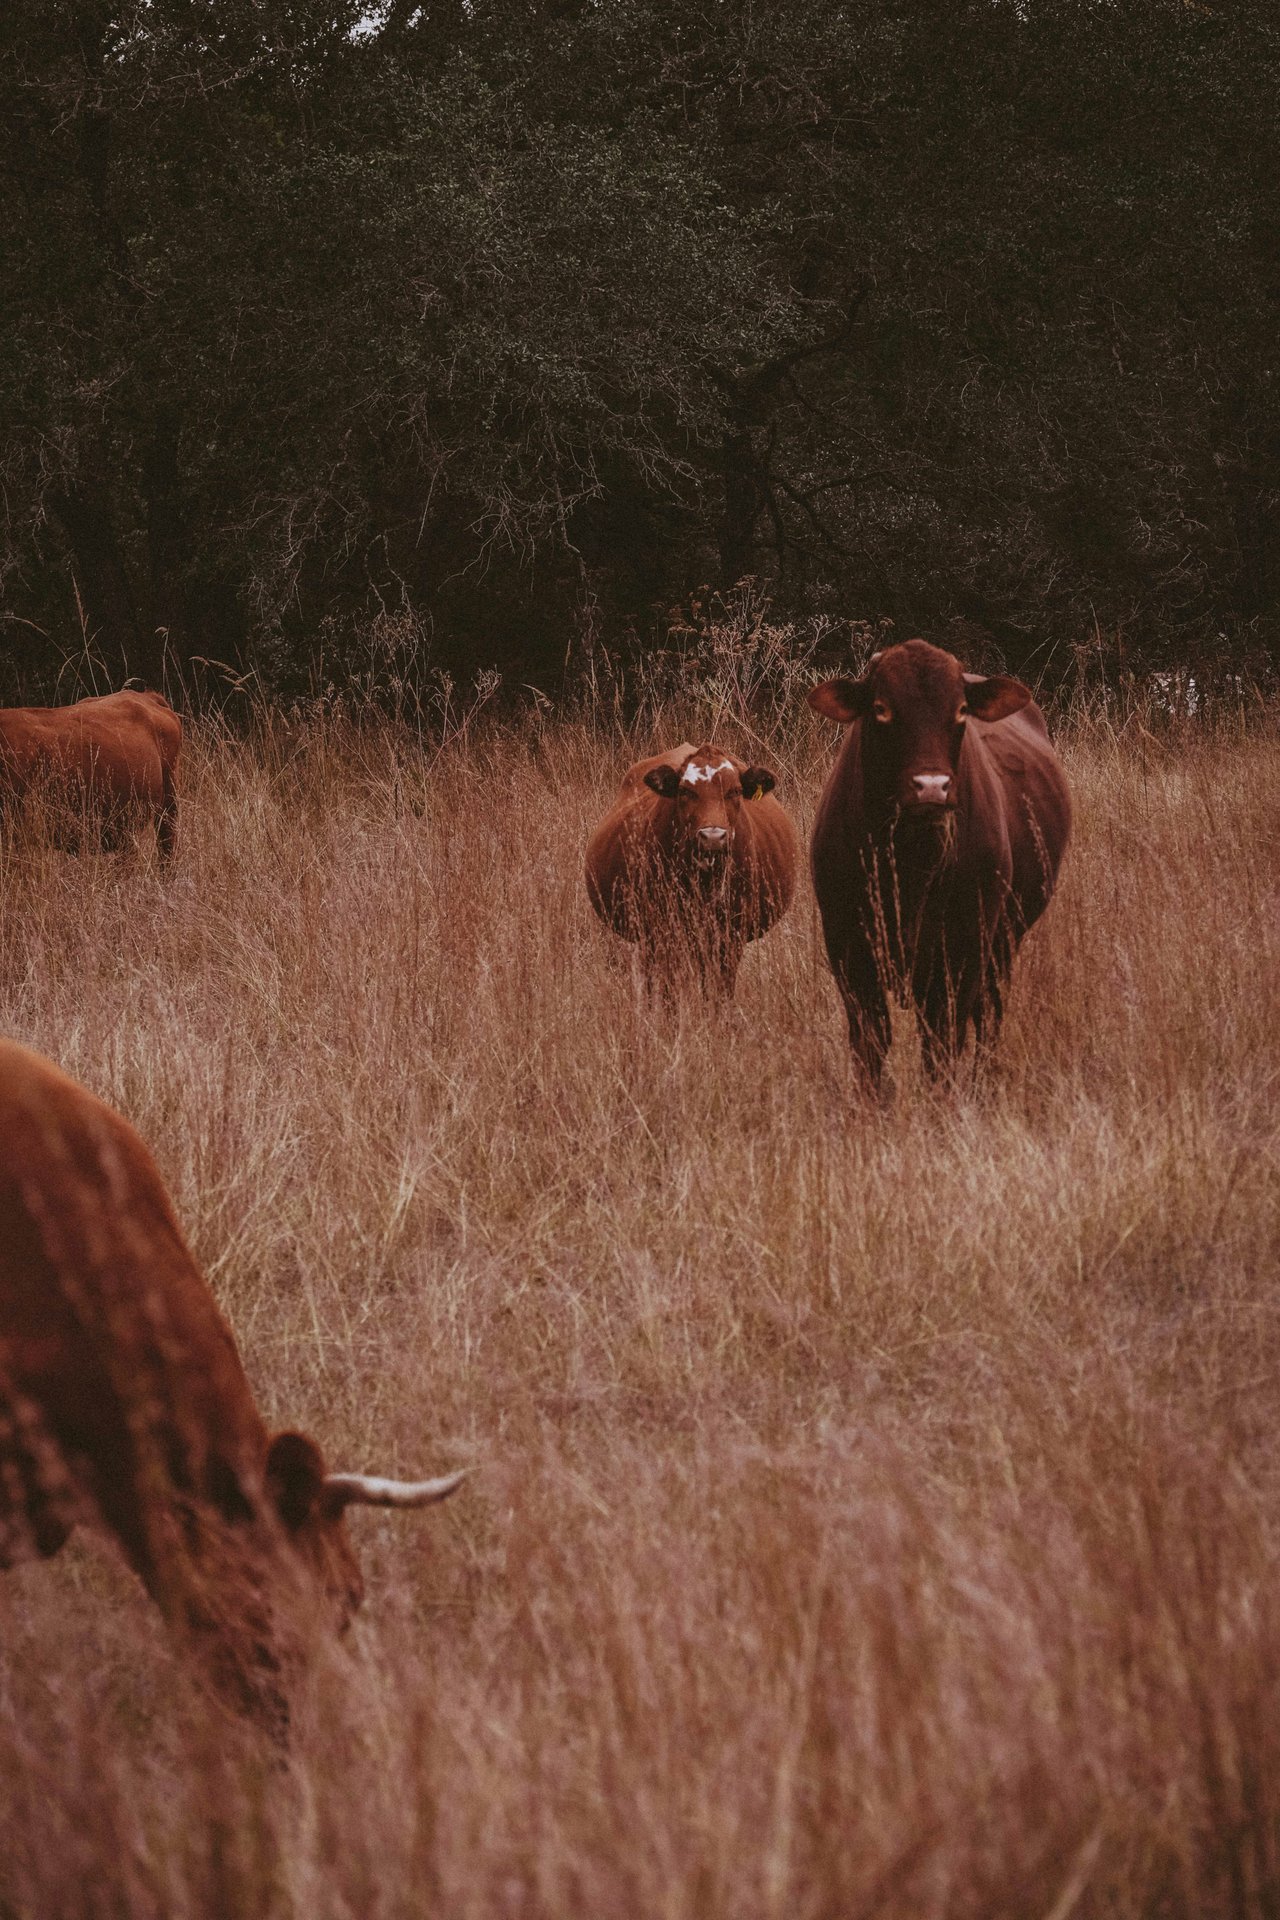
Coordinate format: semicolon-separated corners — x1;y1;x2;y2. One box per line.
873;698;892;725
956;703;969;722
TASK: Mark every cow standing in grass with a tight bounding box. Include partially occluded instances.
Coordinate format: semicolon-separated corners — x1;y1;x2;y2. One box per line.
809;639;1071;1087
586;742;798;997
0;1040;465;1725
0;689;182;855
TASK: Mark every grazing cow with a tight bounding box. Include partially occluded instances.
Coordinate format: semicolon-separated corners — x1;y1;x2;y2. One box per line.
0;689;182;855
809;639;1071;1085
0;1040;465;1722
585;742;798;995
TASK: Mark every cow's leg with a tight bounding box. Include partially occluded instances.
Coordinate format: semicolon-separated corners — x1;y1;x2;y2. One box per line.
922;961;1001;1082
849;1006;891;1092
918;987;960;1083
0;1391;78;1563
93;1491;162;1600
156;768;178;858
969;916;1014;1071
0;1501;72;1567
971;966;1005;1066
700;930;740;1000
837;950;892;1093
93;795;126;853
918;957;971;1084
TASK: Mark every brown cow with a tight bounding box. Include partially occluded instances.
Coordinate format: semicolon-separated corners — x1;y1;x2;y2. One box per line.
0;1040;465;1722
0;689;182;855
585;742;798;995
809;639;1071;1086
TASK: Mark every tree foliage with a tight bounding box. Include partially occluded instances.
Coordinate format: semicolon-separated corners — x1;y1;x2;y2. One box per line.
3;0;1278;693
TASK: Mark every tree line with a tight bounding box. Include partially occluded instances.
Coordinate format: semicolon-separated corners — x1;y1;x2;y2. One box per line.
3;1;1278;702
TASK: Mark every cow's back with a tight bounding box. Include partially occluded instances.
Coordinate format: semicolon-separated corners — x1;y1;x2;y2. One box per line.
0;690;181;806
0;1042;264;1562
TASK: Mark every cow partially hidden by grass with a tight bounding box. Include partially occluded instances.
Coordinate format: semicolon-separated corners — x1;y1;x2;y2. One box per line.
0;689;182;855
585;742;799;997
809;639;1072;1088
0;1040;465;1726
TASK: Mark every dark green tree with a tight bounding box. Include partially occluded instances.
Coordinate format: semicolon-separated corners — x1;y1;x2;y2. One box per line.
3;0;1278;693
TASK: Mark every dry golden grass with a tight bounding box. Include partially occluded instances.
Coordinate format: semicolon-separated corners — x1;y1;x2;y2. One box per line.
1;690;1278;1918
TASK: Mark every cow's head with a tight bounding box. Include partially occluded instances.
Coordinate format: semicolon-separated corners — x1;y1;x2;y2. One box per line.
808;639;1031;823
264;1431;466;1630
642;747;777;870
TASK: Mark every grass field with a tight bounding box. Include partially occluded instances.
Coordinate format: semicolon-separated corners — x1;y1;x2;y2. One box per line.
1;683;1278;1918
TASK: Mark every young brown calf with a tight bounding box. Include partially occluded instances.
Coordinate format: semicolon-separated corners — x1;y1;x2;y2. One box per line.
586;741;798;997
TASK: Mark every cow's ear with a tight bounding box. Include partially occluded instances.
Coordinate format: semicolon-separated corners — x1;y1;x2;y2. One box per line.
808;678;870;724
643;765;683;799
740;766;776;799
962;673;1032;722
266;1431;328;1531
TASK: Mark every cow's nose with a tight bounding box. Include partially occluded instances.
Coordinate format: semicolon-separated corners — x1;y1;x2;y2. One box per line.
697;826;730;848
911;774;951;805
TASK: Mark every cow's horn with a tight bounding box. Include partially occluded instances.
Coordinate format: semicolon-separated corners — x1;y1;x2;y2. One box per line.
324;1468;468;1509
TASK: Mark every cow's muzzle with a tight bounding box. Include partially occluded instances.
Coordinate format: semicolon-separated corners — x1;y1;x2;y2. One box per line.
693;826;732;870
897;774;956;829
906;773;955;810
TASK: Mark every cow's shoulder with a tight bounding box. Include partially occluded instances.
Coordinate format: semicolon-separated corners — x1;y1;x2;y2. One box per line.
975;703;1061;782
119;689;183;752
113;689;180;725
0;1037;88;1126
0;1041;177;1245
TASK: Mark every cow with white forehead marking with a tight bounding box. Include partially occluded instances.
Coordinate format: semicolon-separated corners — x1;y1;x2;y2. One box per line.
585;741;798;996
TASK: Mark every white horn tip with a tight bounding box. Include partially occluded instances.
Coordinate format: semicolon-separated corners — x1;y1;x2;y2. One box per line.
325;1467;471;1510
